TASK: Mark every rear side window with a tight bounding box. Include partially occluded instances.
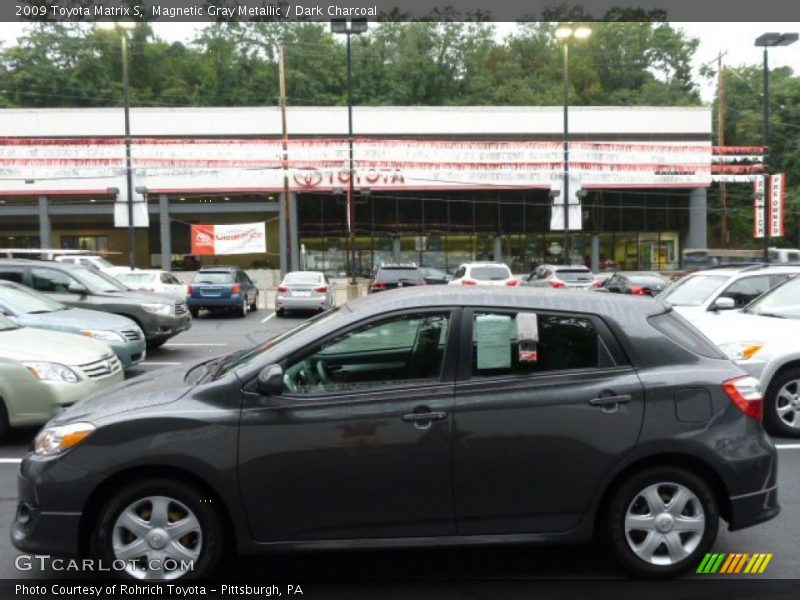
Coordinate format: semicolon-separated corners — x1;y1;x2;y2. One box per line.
648;312;725;359
376;268;422;282
194;271;234;284
555;269;594;282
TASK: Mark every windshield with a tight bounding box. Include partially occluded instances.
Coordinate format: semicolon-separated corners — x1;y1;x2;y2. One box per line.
284;272;323;285
117;273;157;285
201;308;343;381
376;268;422;282
73;267;129;293
747;277;800;318
555;269;594;282
659;275;727;307
0;314;19;331
193;271;234;284
471;266;511;281
0;284;64;314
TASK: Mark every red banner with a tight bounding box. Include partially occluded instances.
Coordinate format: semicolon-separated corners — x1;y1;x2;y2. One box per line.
191;224;216;256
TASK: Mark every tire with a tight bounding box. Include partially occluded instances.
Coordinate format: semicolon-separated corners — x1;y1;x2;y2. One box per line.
237;298;248;318
275;308;285;318
764;367;800;437
249;293;258;312
147;339;167;350
189;308;200;319
91;478;224;581
607;466;718;579
0;399;9;442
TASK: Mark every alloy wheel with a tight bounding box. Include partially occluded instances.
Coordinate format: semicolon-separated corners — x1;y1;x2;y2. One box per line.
775;379;800;430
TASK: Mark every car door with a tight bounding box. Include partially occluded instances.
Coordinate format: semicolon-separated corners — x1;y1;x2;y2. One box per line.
238;308;461;541
453;307;645;535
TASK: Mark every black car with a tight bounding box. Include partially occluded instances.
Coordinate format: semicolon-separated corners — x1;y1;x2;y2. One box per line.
420;267;452;285
0;259;191;348
594;271;669;296
13;288;778;580
369;264;427;293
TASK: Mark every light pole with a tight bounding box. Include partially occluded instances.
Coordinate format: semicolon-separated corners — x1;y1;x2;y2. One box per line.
331;18;368;287
755;32;797;261
99;22;137;270
554;24;590;265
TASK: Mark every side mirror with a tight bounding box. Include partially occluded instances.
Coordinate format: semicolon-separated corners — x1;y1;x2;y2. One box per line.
256;364;284;396
711;297;736;311
67;282;88;295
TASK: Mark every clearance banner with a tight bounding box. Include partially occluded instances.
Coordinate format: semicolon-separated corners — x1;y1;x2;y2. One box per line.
190;222;266;255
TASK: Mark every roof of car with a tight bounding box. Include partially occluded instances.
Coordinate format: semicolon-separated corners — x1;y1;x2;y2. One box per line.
344;285;667;325
0;258;80;269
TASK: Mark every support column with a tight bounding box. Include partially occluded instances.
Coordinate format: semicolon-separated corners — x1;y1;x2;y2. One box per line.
38;196;52;249
159;194;171;271
279;192;288;275
685;188;708;250
494;235;503;263
392;236;401;263
591;234;600;273
289;192;299;271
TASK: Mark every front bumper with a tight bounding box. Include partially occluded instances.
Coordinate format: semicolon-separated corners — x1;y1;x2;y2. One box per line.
143;312;192;344
108;338;146;369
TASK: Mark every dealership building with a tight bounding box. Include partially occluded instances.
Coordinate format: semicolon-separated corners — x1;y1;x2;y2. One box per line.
0;105;723;274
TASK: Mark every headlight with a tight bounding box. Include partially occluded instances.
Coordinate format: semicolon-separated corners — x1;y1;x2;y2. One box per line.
22;361;79;383
142;303;173;316
719;341;764;361
34;422;95;456
80;329;125;343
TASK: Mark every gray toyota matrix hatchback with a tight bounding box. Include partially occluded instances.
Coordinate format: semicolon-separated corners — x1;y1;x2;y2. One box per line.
13;288;778;580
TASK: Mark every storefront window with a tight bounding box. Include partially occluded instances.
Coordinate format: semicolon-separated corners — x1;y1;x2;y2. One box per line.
61;235;108;253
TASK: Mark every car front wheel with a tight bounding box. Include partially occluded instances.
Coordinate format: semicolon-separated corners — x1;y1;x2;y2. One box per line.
607;467;718;578
764;367;800;437
238;298;248;318
91;479;223;580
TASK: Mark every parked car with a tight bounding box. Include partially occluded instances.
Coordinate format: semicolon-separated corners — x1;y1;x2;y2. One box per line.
420;267;452;285
657;264;800;320
13;288;777;580
275;271;334;317
369;263;426;293
593;272;669;296
115;269;188;300
448;262;518;286
0;313;123;439
187;266;259;317
522;264;595;289
0;259;191;349
0;281;145;369
54;254;118;272
688;275;800;437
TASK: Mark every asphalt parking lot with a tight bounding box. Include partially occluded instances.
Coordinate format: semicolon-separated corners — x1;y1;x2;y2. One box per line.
0;309;798;585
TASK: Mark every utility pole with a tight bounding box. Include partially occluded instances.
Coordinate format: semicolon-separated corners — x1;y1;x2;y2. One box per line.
717;51;729;246
279;44;292;274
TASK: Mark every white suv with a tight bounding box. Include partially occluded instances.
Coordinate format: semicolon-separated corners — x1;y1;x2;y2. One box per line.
448;262;518;287
658;264;800;320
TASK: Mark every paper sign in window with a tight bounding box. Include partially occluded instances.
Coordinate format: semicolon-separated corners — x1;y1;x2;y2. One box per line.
475;314;512;369
517;312;539;363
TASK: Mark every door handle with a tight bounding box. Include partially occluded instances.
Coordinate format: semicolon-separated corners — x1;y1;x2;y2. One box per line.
589;394;632;407
402;411;447;422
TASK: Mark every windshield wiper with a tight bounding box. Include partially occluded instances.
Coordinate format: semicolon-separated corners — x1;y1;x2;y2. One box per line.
208;348;252;380
27;310;54;314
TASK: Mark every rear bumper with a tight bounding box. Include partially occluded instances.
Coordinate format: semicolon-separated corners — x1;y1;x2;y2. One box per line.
276;295;328;310
728;485;780;531
143;312;192;343
187;294;243;308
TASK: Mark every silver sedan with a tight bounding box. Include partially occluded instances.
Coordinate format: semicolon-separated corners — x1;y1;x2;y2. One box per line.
275;271;335;317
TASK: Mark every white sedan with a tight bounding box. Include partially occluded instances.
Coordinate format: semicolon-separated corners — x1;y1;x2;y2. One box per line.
114;269;188;300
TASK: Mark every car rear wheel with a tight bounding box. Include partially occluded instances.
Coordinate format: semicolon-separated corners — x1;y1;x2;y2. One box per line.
249;293;258;312
91;479;223;580
238;298;248;318
607;467;718;578
0;399;8;441
275;308;285;318
765;367;800;437
189;308;199;318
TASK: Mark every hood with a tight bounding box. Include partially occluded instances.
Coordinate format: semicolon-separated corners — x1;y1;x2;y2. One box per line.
51;363;192;425
689;310;799;346
14;307;138;333
0;326;113;364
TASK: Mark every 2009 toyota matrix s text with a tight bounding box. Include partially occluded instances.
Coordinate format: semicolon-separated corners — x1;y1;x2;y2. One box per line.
12;287;778;580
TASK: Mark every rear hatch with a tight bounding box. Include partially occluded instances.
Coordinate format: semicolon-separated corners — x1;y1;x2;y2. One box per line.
280;274;326;297
470;265;513;286
190;271;235;299
370;267;425;292
555;269;595;289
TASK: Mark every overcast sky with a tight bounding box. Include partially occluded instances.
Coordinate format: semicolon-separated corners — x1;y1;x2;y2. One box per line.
1;21;798;103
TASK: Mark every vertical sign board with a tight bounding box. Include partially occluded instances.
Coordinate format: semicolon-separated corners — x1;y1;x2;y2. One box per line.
754;177;766;239
769;173;786;238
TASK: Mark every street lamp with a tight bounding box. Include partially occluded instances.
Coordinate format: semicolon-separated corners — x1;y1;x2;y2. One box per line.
554;24;590;265
755;32;798;261
98;21;136;270
331;18;368;287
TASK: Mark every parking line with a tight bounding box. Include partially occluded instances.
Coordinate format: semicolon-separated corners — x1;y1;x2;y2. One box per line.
163;343;228;347
0;458;21;464
261;313;276;324
775;444;800;450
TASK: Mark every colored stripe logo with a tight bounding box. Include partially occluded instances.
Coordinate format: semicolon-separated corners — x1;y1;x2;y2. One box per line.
697;553;773;574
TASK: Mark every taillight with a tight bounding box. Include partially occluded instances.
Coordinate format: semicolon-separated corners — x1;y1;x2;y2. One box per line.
591;280;602;289
723;376;763;421
314;286;328;294
277;285;289;293
187;285;194;294
547;280;566;288
416;280;427;286
370;282;388;291
506;279;519;287
462;279;477;285
232;283;241;294
630;286;648;296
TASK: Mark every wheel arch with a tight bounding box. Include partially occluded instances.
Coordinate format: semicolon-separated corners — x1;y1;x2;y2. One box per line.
78;464;236;557
762;358;800;395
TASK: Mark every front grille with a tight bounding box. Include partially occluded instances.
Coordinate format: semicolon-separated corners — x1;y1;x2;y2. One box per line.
122;329;142;341
79;354;122;380
175;302;188;315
